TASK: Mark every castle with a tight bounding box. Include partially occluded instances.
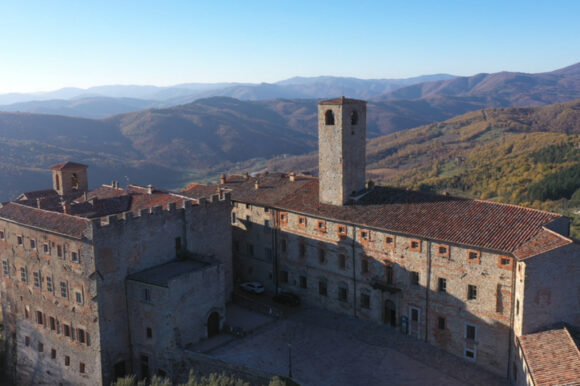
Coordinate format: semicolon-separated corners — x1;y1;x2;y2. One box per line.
1;97;579;385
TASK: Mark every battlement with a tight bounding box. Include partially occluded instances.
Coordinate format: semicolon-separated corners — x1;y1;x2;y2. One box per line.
92;192;230;230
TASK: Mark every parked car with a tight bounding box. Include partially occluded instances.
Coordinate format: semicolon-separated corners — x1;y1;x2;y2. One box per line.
239;281;265;294
273;291;300;306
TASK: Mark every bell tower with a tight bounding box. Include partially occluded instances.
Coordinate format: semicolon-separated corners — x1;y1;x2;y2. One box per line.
50;161;89;195
318;97;367;206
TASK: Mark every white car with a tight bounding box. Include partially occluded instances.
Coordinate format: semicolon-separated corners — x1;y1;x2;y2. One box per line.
240;281;265;294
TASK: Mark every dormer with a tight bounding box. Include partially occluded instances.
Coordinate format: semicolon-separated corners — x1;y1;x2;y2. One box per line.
50;161;89;195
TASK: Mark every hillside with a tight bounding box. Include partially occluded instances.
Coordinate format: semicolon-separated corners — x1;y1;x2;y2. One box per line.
260;99;580;212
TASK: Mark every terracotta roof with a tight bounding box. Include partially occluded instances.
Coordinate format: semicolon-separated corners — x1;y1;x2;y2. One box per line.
513;228;573;260
519;327;580;385
182;183;221;199
0;202;90;238
318;97;366;105
50;161;88;170
16;189;58;201
215;173;563;254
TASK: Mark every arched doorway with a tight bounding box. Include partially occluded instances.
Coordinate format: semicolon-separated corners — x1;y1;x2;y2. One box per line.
384;300;396;327
207;311;220;337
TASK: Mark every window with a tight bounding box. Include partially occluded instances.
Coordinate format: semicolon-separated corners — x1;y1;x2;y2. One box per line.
318;280;327;296
20;267;27;283
0;230;4;240
299;276;307;289
231;212;237;224
63;324;71;337
65;355;70;366
298;216;307;230
350;110;358;125
60;281;68;298
338;254;346;270
71;251;79;263
409;239;421;252
498;255;513;269
299;243;305;258
318;248;326;264
317;220;326;233
50;317;56;331
361;293;370;309
281;270;289;284
516;299;520;316
57;245;63;258
46;277;53;293
75;291;83;304
264;220;270;232
265;248;272;261
467;250;480;263
30;239;36;249
280;239;287;252
36;311;43;325
245;203;250;209
385;264;393;285
146;327;152;338
465;324;477;340
78;328;86;344
38;342;44;352
2;260;8;276
51;349;56;359
338;286;348;302
438;317;446;330
468;285;477;300
438;278;447;293
279;212;288;225
360;230;370;242
79;362;86;374
465;348;476;360
337;225;347;238
325;109;335;125
17;236;23;246
143;288;151;303
246;243;254;257
410;271;419;286
25;336;30;346
245;216;252;229
43;243;49;254
361;259;369;273
33;272;40;288
437;244;449;257
385;235;395;248
25;307;29;319
264;207;269;213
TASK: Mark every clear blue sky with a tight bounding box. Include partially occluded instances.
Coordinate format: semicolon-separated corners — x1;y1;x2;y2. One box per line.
1;0;579;93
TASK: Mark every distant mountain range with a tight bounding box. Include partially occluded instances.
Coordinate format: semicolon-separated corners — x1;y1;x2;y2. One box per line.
1;61;580;203
0;74;455;118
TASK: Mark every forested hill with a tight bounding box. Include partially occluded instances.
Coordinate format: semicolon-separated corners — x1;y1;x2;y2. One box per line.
263;99;580;212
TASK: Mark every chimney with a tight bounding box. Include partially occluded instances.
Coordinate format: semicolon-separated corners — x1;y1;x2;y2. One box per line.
61;200;71;214
243;172;249;180
366;180;374;189
289;172;296;182
220;174;226;184
254;180;260;190
83;191;88;201
36;198;42;209
216;185;223;198
147;184;154;195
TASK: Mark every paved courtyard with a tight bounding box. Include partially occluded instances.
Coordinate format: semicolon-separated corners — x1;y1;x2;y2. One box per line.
209;307;506;386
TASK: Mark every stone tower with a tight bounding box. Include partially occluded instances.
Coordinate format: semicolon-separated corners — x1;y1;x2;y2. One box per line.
318;97;367;206
50;161;89;195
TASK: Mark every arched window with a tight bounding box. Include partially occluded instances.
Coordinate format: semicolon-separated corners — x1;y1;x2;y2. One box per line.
325;110;335;125
350;110;358;125
71;173;79;191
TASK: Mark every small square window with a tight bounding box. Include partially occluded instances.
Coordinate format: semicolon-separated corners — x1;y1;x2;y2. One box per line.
498;255;513;269
468;285;477;300
437;244;450;257
317;220;326;233
438;278;447;293
385;235;395;247
360;230;370;242
337;225;347;238
17;236;23;246
438;316;446;330
410;239;421;251
298;216;307;229
465;349;475;359
279;212;288;225
30;240;36;249
467;250;481;263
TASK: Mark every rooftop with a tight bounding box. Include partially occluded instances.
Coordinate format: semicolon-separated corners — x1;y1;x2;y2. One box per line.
183;172;571;256
318;96;367;105
127;258;216;287
518;327;580;385
50;161;88;170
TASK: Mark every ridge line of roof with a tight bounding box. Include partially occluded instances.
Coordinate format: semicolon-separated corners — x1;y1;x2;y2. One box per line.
8;201;92;222
472;198;562;217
